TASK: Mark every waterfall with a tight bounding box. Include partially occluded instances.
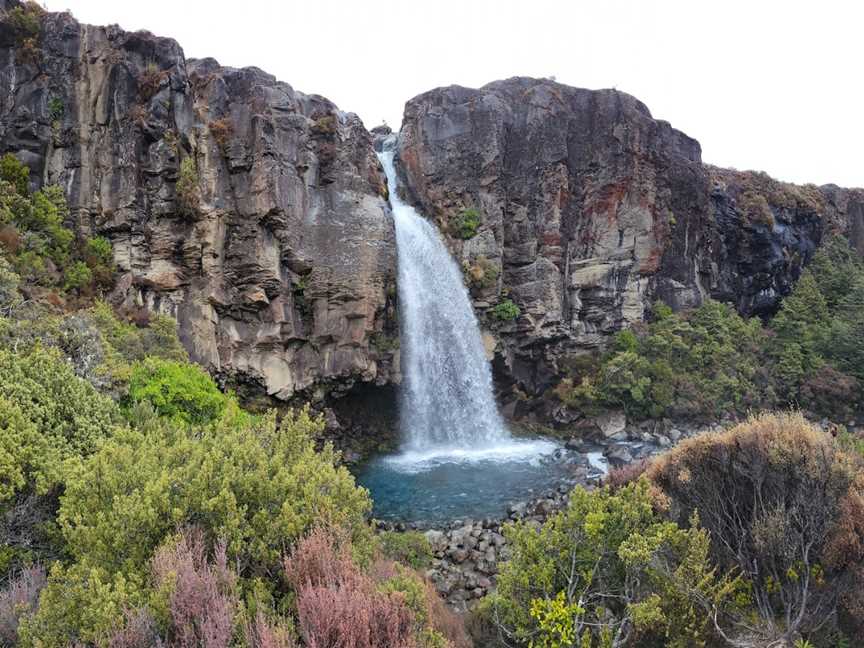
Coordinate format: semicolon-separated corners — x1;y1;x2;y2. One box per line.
377;137;509;454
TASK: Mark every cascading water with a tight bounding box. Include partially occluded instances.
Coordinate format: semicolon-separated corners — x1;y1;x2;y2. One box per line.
378;137;508;451
354;137;570;522
375;136;556;464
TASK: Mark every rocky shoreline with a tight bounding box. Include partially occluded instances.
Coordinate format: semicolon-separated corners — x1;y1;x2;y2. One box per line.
371;413;859;610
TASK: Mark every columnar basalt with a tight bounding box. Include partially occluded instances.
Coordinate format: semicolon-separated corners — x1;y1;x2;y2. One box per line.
0;1;398;403
395;77;864;400
2;2;862;421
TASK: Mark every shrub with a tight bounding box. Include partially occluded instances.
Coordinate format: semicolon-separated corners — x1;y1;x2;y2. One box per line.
0;565;46;646
139;62;167;101
63;260;92;292
557;299;773;420
487;480;739;647
151;529;236;648
208;117;234;152
175;157;200;217
83;236;115;284
0;346;118;486
58;408;370;583
285;529;418;648
6;3;42;44
378;531;432;570
453;208;481;239
310;114;337;136
737;189;775;226
648;412;864;645
465;255;499;290
128;357;226;425
491;298;520;321
0;154;30;196
0;254;21;315
47;96;63;122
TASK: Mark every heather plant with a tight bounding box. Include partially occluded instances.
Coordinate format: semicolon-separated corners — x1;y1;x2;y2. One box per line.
150;530;237;648
0;565;46;646
285;528;419;648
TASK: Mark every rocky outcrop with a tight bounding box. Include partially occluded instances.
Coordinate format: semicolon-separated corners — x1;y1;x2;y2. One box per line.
0;2;398;402
395;77;864;398
3;3;862;422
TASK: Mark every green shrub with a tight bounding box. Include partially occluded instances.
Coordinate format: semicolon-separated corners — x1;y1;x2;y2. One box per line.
23;408;372;644
557;299;772;419
0;254;22;314
0;154;30;196
175;156;200;217
488;480;740;647
0;346;119;578
82;236;114;284
47;96;63;122
491;298;520;321
0;346;118;477
128;357;227;425
453;208;481;240
7;5;41;38
378;531;432;569
62;260;92;292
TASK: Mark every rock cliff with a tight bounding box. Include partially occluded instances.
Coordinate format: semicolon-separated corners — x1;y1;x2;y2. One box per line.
0;1;398;405
395;77;864;399
2;3;862;424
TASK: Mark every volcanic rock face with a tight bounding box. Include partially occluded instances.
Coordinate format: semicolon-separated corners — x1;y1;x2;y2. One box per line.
0;3;397;401
396;77;864;397
2;3;863;415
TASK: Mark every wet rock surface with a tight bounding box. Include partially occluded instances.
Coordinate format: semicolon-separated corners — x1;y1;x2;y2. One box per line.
2;4;863;432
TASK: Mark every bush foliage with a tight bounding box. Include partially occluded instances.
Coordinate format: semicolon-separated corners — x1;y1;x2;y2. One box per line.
453;208;481;240
555;236;864;420
0;154;114;295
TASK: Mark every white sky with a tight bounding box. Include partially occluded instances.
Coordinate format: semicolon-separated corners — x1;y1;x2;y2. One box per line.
42;0;863;188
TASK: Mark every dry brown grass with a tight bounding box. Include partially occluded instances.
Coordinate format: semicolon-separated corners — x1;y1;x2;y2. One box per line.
208;117;234;152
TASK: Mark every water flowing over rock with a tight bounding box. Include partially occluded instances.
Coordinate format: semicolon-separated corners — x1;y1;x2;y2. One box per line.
2;3;862;425
377;136;506;449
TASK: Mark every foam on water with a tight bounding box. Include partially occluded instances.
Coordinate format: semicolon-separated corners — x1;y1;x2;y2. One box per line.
383;438;561;474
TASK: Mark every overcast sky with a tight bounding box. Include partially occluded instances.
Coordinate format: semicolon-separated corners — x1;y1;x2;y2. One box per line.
42;0;863;188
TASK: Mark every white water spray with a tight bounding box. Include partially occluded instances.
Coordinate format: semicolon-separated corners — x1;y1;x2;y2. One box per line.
377;136;555;465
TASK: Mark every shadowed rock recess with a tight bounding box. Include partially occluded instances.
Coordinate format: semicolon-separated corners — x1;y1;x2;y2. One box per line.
1;2;862;419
